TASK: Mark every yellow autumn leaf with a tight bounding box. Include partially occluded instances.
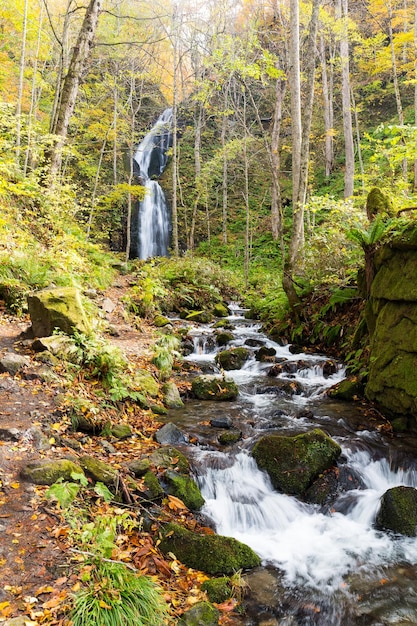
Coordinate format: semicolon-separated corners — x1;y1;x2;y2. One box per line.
99;600;112;609
0;602;10;611
10;482;20;489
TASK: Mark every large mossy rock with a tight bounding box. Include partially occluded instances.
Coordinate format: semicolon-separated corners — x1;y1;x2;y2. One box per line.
192;375;238;401
162;381;184;408
164;470;205;511
215;347;250;370
79;455;117;485
28;287;91;337
366;226;417;425
148;446;190;474
20;459;84;485
177;601;220;626
376;486;417;536
366;187;394;221
160;523;261;574
251;429;342;496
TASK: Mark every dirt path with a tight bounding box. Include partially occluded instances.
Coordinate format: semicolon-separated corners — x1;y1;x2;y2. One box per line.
0;278;158;623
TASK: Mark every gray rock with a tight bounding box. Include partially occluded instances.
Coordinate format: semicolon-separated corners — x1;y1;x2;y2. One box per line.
177;601;220;626
0;353;30;375
0;428;21;441
210;416;232;429
27;287;91;337
155;423;187;445
162;382;184;408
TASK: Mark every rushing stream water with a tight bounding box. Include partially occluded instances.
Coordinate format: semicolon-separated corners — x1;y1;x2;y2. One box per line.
166;305;417;625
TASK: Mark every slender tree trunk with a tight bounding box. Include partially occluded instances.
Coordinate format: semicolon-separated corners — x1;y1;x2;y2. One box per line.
271;79;285;241
16;0;28;166
24;3;44;176
221;89;229;245
243;96;250;288
337;0;355;198
351;87;365;193
320;35;334;177
414;0;417;189
49;0;101;177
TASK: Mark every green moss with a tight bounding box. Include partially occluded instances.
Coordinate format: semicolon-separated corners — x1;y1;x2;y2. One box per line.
154;314;171;327
201;577;231;604
251;429;341;496
376;486;417;536
215;347;250;370
164;470;205;510
20;459;84;485
215;331;234;346
79;455;117;486
177;601;220;626
191;375;238;401
149;446;190;474
371;250;417;302
186;310;213;323
328;377;364;401
27;287;91;337
110;423;132;439
366;187;394;221
143;470;164;501
133;369;159;398
213;303;229;317
160;523;261;575
218;430;242;445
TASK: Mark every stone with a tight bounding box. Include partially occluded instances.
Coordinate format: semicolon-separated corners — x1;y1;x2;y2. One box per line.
215;347;250;370
110;423;133;439
177;601;220;626
79;455;117;485
210;416;232;429
160;523;261;575
162;381;184;408
20;459;84;485
215;331;234;346
154;314;172;327
251;429;341;497
148;446;190;474
155;423;187;445
128;458;151;477
164;470;205;510
186;310;213;324
213;303;229;318
376;486;417;536
133;369;159;398
141;470;164;501
201;577;231;604
366;187;394;221
20;365;59;383
0;428;21;441
218;430;242;445
27;287;91;337
192;375;238;401
102;297;116;313
0;353;30;375
255;346;277;361
328;377;364;401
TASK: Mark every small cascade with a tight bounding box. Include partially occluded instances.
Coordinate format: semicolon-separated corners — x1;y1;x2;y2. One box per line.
133;108;172;259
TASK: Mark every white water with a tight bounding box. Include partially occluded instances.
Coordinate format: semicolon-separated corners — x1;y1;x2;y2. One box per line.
133;108;172;259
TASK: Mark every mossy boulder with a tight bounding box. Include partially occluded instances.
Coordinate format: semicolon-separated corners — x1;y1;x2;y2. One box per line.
142;470;164;501
160;523;261;574
20;459;84;485
191;375;238;401
110;423;133;439
154;314;171;327
79;455;117;485
177;601;219;626
251;429;342;496
366;187;394;221
213;303;229;318
215;331;234;347
186;311;213;324
215;347;250;370
27;287;91;337
255;346;277;362
162;381;184;408
218;430;242;445
149;446;190;474
128;458;151;477
328;377;364;401
32;335;75;360
375;486;417;536
133;369;159;398
164;470;205;510
201;577;232;604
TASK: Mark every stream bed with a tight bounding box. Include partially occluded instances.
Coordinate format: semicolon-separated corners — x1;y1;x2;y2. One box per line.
165;306;417;625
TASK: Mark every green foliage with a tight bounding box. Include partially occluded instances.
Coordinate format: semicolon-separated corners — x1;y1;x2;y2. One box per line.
152;334;181;381
347;216;394;249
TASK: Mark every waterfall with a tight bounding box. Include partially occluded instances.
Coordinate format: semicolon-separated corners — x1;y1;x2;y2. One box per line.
133;108;172;260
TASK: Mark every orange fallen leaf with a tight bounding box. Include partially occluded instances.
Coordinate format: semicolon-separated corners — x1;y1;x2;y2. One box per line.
167;495;188;511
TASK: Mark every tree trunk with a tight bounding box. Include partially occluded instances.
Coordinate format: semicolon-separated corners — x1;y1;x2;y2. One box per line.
338;0;355;198
271;79;285;241
320;35;334;177
16;0;28;166
414;0;417;189
221;93;228;245
49;0;101;177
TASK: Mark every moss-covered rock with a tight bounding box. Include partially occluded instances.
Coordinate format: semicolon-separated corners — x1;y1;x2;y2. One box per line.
201;577;232;604
218;430;242;445
191;375;238;401
213;303;229;318
251;429;341;496
162;381;184;408
215;331;234;347
27;287;91;337
160;523;261;574
142;470;164;501
79;455;117;485
154;314;172;327
215;347;250;370
366;187;394;221
255;346;277;362
376;486;417;536
133;369;159;397
164;470;205;510
20;459;84;485
186;311;213;324
328;377;364;401
149;446;190;474
213;320;235;330
177;601;219;626
128;458;151;477
110;423;133;439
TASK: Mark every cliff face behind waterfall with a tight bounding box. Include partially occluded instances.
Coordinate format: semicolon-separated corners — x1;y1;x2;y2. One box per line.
366;224;417;428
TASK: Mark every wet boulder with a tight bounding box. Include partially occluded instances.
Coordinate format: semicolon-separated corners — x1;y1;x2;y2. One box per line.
155;422;187;445
148;446;190;474
191;375;238;401
328;377;364;401
376;486;417;537
201;577;232;604
215;331;234;346
255;346;277;362
162;381;184;408
160;523;261;574
213;303;229;318
251;429;342;497
28;287;91;337
186;310;213;324
215;347;250;370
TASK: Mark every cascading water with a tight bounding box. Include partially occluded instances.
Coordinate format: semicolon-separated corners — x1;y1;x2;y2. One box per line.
133;108;172;259
165;306;417;625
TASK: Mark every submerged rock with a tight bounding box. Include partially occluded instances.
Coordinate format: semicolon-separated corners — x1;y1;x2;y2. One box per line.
160;523;261;574
376;486;417;536
251;429;341;496
191;375;238;401
148;446;190;474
